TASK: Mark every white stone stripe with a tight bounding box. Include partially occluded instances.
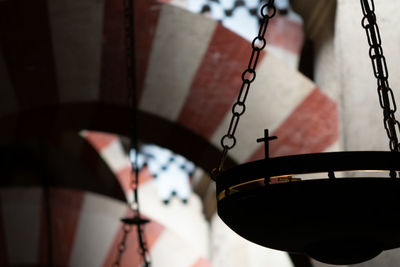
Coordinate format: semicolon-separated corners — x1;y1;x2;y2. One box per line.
1;188;42;265
211;53;315;163
151;230;202;267
0;51;18;117
47;0;103;103
248;243;293;267
211;213;293;267
323;140;342;153
139;4;217;121
69;192;126;267
267;46;299;69
139;181;210;258
100;138;130;173
166;0;188;10
286;7;303;24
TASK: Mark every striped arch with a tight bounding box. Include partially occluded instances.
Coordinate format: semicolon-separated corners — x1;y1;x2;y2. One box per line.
0;188;211;266
82;130;212;252
0;132;211;266
0;1;337;266
0;0;338;165
81;130;154;201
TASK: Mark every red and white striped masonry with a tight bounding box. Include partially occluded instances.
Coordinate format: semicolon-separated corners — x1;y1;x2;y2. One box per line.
83;131;211;257
82;131;152;200
165;0;305;68
0;187;211;266
0;1;337;266
138;4;338;162
0;1;338;162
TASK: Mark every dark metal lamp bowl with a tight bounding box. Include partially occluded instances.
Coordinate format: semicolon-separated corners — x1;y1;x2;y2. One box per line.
216;152;400;265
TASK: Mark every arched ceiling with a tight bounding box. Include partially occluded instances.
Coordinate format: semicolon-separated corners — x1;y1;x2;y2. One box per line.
0;0;338;166
0;1;339;267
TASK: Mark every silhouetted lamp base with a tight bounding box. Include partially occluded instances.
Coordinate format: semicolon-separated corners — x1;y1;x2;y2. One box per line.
216;152;400;265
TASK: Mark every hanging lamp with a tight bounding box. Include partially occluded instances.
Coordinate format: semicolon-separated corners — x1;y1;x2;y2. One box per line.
112;0;151;266
211;0;400;265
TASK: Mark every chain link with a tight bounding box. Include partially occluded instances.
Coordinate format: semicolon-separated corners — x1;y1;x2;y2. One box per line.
113;0;151;266
113;224;132;267
210;0;399;179
361;0;400;152
211;0;276;180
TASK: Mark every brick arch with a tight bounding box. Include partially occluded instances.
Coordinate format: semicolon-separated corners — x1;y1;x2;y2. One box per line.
0;118;213;267
0;187;211;267
0;1;338;166
0;2;336;266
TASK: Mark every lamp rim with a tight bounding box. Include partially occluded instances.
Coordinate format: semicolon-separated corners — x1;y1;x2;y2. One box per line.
216;151;400;194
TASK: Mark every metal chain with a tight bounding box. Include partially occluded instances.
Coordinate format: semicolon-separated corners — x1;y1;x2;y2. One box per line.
113;224;132;267
361;0;400;152
112;0;151;266
211;0;276;180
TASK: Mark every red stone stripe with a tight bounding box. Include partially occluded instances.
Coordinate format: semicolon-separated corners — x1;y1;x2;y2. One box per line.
99;0;161;105
267;13;304;55
39;189;85;266
84;131;153;193
178;24;266;139
102;210;164;267
0;0;58;110
0;196;8;266
84;131;118;151
248;88;338;161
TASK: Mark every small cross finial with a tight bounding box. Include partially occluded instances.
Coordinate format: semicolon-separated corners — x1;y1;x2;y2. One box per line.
256;129;277;159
